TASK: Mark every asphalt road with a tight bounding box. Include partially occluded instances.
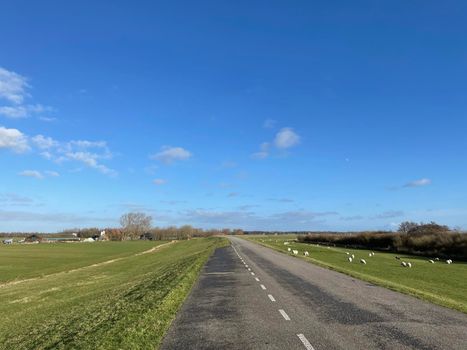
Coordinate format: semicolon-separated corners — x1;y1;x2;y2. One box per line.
161;237;467;349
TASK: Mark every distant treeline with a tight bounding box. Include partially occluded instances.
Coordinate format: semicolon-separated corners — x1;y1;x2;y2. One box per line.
297;222;467;259
0;226;244;241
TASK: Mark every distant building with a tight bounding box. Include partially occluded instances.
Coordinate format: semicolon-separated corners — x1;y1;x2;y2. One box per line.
25;234;43;243
2;239;13;244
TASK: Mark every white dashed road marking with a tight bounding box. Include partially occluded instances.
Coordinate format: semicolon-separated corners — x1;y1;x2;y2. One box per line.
297;334;315;350
279;309;291;321
260;284;266;290
268;294;276;302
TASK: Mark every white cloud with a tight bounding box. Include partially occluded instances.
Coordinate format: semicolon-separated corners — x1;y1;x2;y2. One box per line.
0;67;29;104
68;140;107;149
64;151;116;176
153;178;166;185
0;126;30;153
151;146;192;164
18;170;44;179
32;135;59;150
404;178;432;188
274;127;300;149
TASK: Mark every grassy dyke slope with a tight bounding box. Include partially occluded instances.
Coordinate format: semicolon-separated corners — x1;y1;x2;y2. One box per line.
0;241;168;283
0;237;228;349
245;235;467;314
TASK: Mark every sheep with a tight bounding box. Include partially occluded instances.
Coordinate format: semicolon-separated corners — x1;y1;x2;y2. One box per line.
401;261;407;267
446;259;452;264
287;247;291;252
292;250;298;255
351;254;355;259
368;253;373;257
345;252;350;255
304;251;309;257
429;259;435;264
360;259;367;264
348;257;353;262
407;262;412;268
435;257;439;261
284;242;290;245
395;256;401;260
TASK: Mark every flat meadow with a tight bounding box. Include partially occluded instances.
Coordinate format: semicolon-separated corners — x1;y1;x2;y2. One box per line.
0;237;228;349
246;235;467;314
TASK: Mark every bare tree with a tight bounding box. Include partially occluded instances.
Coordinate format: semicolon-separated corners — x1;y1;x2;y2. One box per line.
398;221;418;234
120;212;153;240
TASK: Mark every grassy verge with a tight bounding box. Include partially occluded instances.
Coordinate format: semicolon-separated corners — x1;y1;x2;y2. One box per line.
244;235;467;314
0;237;228;349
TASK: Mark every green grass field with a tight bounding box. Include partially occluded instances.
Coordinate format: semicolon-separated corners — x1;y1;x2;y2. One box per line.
0;241;167;283
245;235;467;314
0;237;228;349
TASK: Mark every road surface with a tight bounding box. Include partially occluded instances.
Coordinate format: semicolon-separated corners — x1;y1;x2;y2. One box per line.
161;237;467;349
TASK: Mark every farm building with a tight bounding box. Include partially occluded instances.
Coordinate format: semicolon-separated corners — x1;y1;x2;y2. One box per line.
24;234;43;243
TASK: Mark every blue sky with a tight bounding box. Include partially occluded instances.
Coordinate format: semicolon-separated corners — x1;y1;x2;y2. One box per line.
1;1;467;232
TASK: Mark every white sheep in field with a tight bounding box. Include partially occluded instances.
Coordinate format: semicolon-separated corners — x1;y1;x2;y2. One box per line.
407;262;412;268
429;259;435;264
304;251;309;256
351;254;355;259
368;253;373;257
348;257;353;262
360;259;367;264
435;257;439;261
401;261;407;267
292;250;299;255
345;252;350;255
446;259;453;264
287;247;291;252
284;242;290;245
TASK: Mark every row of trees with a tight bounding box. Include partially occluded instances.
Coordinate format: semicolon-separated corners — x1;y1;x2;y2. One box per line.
52;212;244;241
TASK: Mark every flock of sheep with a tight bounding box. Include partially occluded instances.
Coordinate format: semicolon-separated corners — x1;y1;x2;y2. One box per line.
282;240;454;267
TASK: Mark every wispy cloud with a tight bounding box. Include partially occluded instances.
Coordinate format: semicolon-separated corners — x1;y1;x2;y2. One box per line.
0;209;112;224
340;215;364;221
18;170;60;179
18;170;44;179
153;178;166;185
251;142;270;159
274;127;300;149
372;210;405;219
0;126;30;153
404;178;432;188
263;119;276;129
220;160;238;168
0;67;29;104
151;146;192;164
0;67;54;120
267;197;295;203
0;193;35;206
0;104;53;119
3;127;116;176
